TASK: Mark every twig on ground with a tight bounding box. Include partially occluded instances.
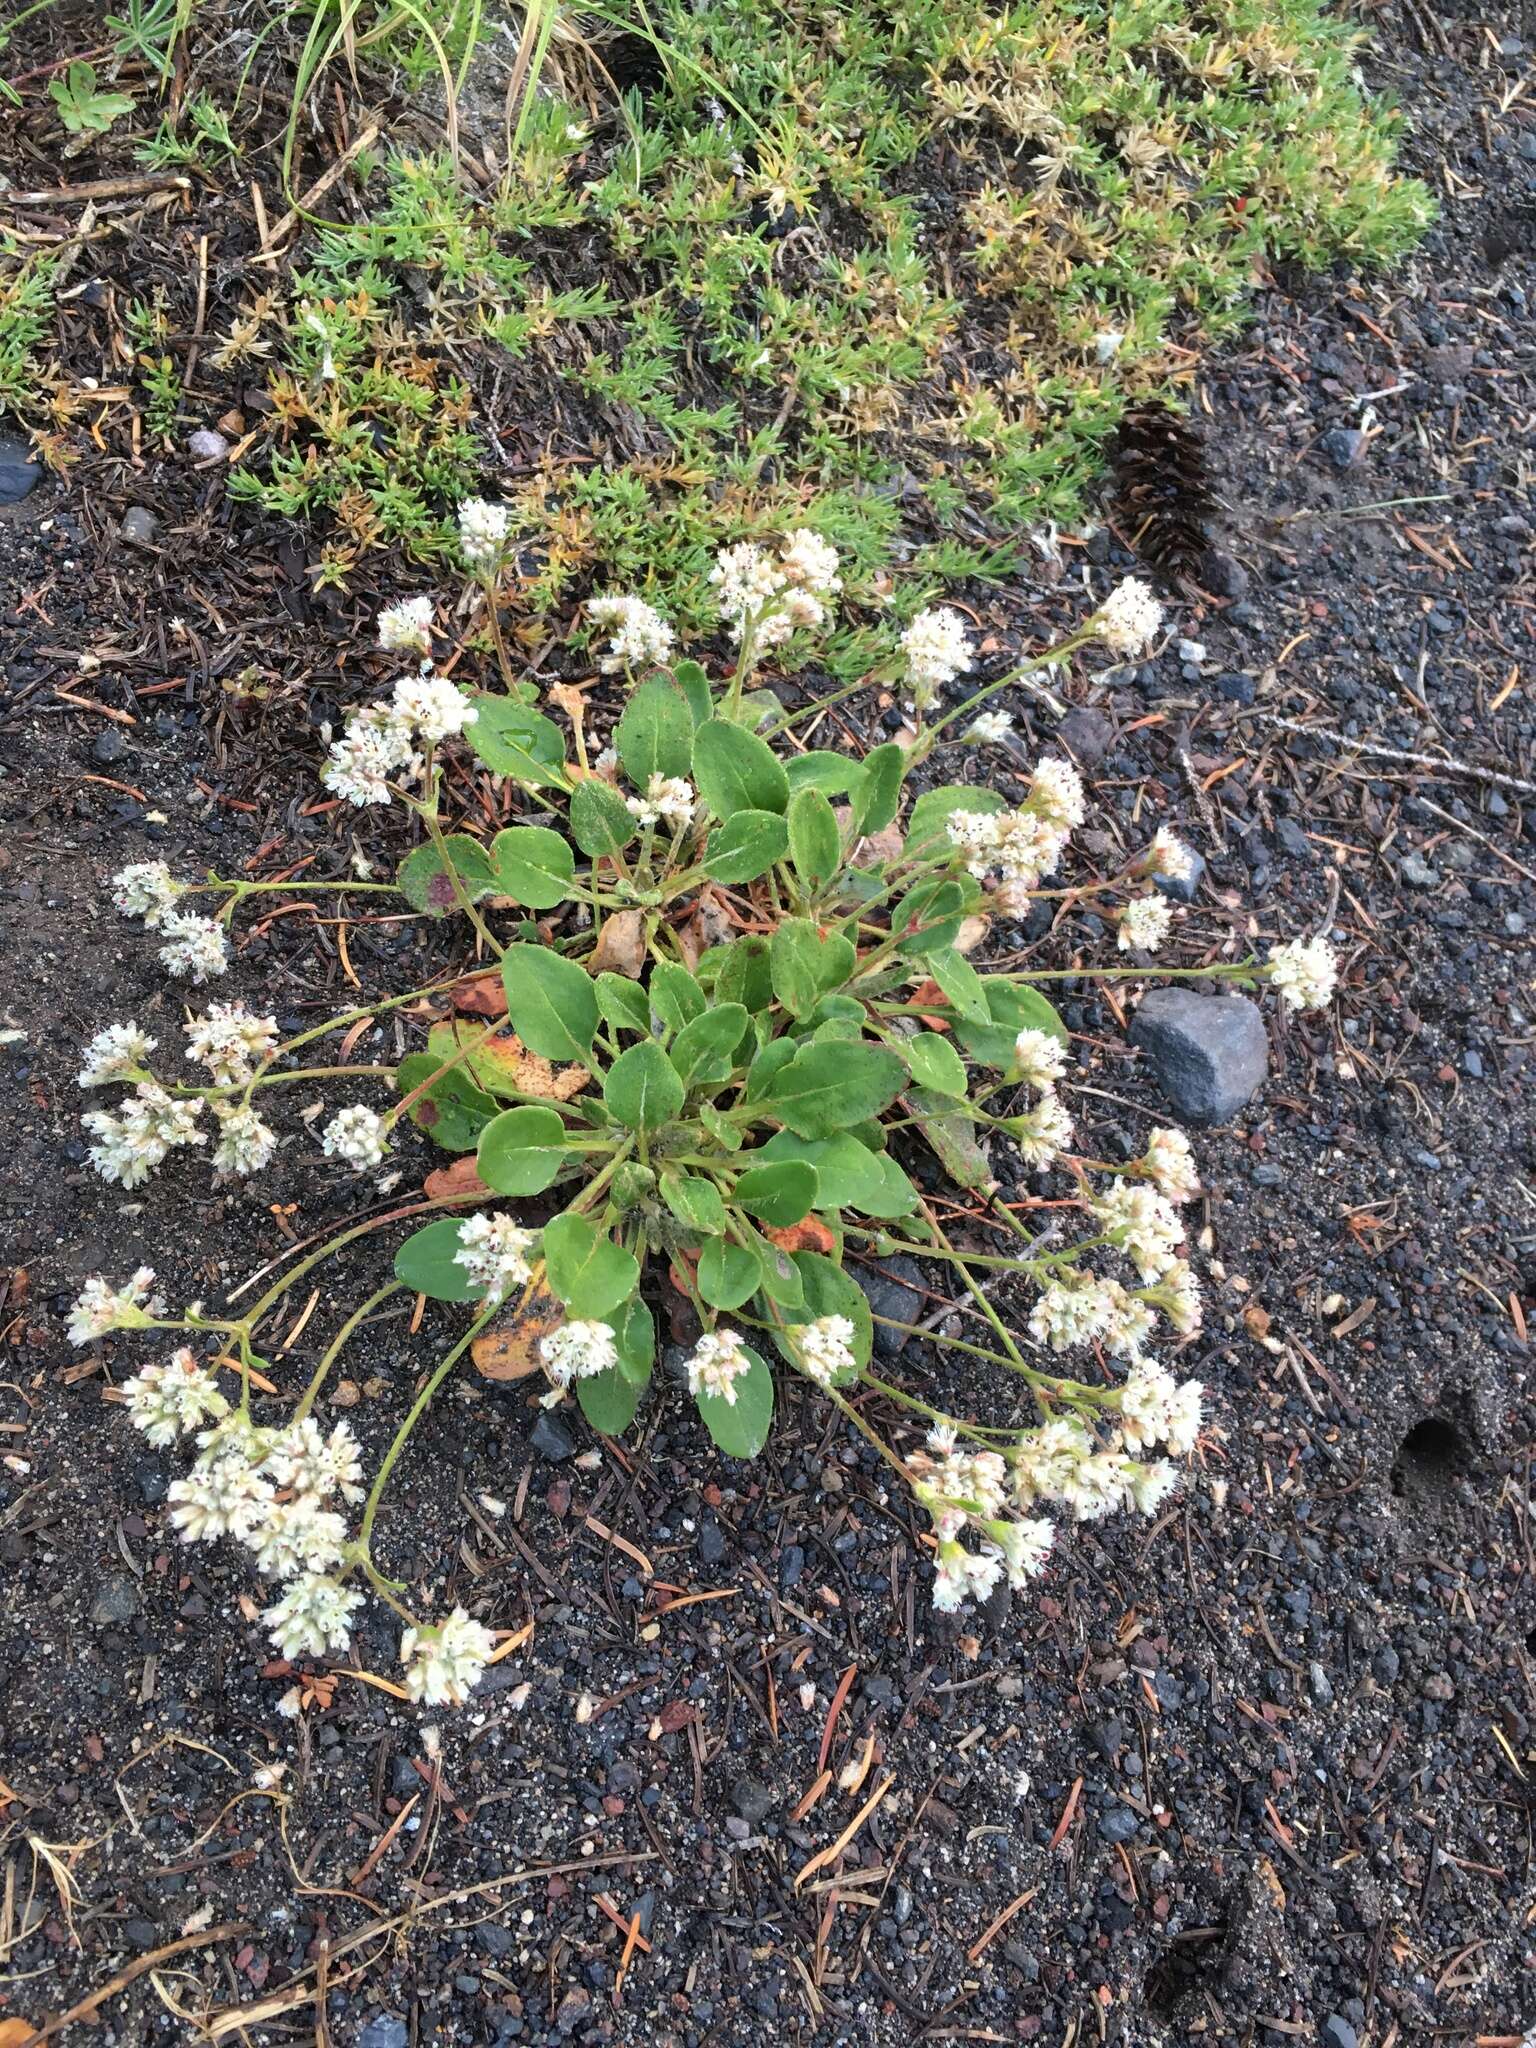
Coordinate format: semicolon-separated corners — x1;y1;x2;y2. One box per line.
1244;712;1536;798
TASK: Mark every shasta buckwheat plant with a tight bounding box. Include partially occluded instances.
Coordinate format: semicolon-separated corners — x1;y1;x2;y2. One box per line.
78;533;1341;1710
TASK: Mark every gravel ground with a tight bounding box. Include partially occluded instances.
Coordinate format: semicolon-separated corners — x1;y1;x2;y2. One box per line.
1;2;1534;2044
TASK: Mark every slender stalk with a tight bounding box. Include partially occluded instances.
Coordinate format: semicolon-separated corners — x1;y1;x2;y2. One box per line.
359;1297;503;1552
294;1282;404;1424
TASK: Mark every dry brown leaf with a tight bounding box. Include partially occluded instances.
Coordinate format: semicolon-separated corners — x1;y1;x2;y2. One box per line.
1243;1303;1272;1342
764;1216;837;1255
547;681;588;726
590;909;645;978
423;1156;490;1202
452;972;508;1019
472;1286;565;1381
0;2021;37;2045
954;914;990;956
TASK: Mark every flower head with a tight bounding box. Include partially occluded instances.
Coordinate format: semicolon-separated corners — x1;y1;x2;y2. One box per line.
1267;936;1339;1012
82;1083;205;1188
122;1348;226;1446
711;542;785;639
401;1606;495;1706
1027;758;1086;834
779;528;842;595
265;1573;363;1659
901;607;973;704
377;594;435;657
1145;827;1195;884
113;861;183;926
794;1314;858;1387
1126;1458;1180;1515
686;1327;753;1405
1093;578;1165;658
1012;1026;1067;1092
1140;1127;1199;1204
391;672;478;745
586;594;675;674
1094;1181;1183;1280
185;1002;278;1084
1163;1378;1204;1455
964;710;1012;745
1118;893;1174;954
625;773;695;829
1011;1093;1074;1169
211;1102;278;1176
458;497;511;572
454;1213;538;1301
1117;1360;1180;1452
169;1454;274;1543
539;1318;618;1387
157;911;230;984
1028;1269;1113;1353
68;1267;162;1346
321;1104;390;1170
268;1418;365;1504
321;714;418;807
249;1499;348;1580
78;1022;157;1088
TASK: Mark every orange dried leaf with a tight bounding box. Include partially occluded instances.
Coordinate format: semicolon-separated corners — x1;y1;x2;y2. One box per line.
452;973;507;1019
423;1156;490;1202
764;1217;836;1256
472;1287;565;1382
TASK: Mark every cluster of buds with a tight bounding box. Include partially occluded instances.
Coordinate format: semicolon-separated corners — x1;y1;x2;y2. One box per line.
945;756;1086;909
709;528;841;651
321;657;478;809
457;498;512;575
73;1281;496;1706
586;594;676;674
901;606;974;710
113;861;229;984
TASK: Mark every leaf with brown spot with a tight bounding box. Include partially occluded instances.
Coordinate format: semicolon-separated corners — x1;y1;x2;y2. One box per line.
452;972;508;1018
472;1286;565;1382
764;1216;836;1256
423;1156;489;1202
465;1029;590;1103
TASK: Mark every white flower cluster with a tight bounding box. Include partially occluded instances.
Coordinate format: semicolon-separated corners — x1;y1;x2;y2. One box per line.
113;863;230;983
626;774;696;828
946;757;1086;907
586;594;676;674
1029;1251;1201;1359
402;1607;495;1706
1117;892;1175;954
1092;1181;1183;1280
67;1267;163;1346
458;497;511;572
453;1213;537;1302
185;1002;278;1084
212;1102;278;1175
1093;577;1165;658
321;1103;391;1170
793;1314;858;1387
82;1083;205;1188
322;670;478;809
901;606;973;706
78;1022;156;1088
377;594;435;657
1140;1127;1200;1204
964;710;1012;746
686;1327;754;1404
1145;826;1195;884
540;1318;618;1387
122;1347;225;1445
908;1429;1055;1612
1267;935;1339;1012
1013;1413;1184;1524
709;528;841;648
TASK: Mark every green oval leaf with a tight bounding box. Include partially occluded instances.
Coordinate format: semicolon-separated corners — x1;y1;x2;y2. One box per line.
542;1211;640;1317
477;1104;569;1195
595;971;650;1035
396;834;495;918
487;825;575;909
616;675;693;787
787;786;842;890
577;1362;642;1435
649;962;706;1035
703;809;788;884
786;751;868;799
766;1042;907;1138
394;1218;483;1302
903;1032;968;1096
734;1158;819;1227
500;944;597;1065
694;1344;773;1459
570;779;637;858
852;741;906;835
770;917;856;1019
925;946;991;1027
468;697;568;788
395;1054;497;1152
661;1172;728;1235
697;1238;762;1310
953;978;1068;1068
670;1004;749;1088
604;1040;685;1131
692;718;790;819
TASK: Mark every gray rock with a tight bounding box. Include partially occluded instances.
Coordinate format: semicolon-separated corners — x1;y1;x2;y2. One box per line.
90;1574;141;1626
1318;427;1364;470
1153;846;1204;905
1055;708;1114;767
1309;1660;1334;1705
1202;550;1249;599
1321;2020;1358;2048
1129;988;1268;1126
530;1411;575;1462
731;1777;775;1824
359;2020;408;2048
857;1255;923;1361
123;1916;159;1949
186;428;230;462
1096;1807;1140;1843
92;727;127;765
0;434;40;506
1400;853;1438;888
120;506;158;546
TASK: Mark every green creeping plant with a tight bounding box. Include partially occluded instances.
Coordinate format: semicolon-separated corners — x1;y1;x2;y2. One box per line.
391;668;1065;1458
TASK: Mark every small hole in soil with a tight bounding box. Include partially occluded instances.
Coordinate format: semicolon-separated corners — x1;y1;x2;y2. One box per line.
1145;1925;1227;2016
601;31;667;99
1391;1417;1470;1499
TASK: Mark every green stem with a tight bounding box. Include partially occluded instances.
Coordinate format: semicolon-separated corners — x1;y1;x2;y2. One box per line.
294;1281;403;1424
359;1297;503;1552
